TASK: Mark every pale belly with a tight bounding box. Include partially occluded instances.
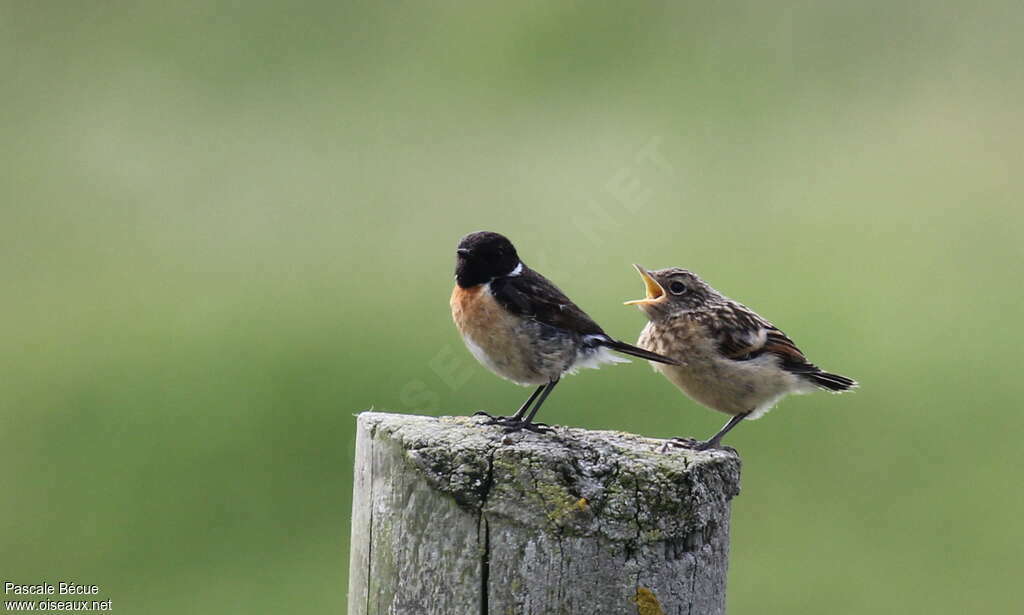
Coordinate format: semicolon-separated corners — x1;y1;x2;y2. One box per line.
639;321;811;418
653;356;798;417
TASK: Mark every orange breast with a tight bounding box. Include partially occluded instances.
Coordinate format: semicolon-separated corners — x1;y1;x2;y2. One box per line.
450;283;548;385
451;284;499;337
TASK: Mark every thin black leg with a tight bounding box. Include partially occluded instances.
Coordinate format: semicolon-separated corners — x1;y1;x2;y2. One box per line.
696;412;749;450
521;378;560;425
474;384;546;421
513;384;547;420
477;379;560;434
661;411;750;452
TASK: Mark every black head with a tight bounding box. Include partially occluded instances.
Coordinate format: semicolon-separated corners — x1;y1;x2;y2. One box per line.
455;231;521;288
624;265;723;319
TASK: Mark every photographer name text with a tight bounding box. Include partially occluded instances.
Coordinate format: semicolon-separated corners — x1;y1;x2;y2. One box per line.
5;583;100;597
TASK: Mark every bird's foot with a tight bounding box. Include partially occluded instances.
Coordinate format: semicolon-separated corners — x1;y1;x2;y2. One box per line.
474;413;553;434
472;411;503;421
658;437;717;453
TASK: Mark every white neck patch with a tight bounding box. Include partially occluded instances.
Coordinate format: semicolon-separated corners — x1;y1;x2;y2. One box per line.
507;262;524;277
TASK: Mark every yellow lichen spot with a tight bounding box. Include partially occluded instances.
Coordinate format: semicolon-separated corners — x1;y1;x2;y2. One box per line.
534;482;576;524
575;497;589;512
633;587;665;615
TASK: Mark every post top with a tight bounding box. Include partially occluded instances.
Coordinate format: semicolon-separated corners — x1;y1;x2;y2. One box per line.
357;411;741;544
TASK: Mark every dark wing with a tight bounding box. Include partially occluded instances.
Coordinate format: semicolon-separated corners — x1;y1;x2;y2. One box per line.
698;302;823;374
489;268;605;336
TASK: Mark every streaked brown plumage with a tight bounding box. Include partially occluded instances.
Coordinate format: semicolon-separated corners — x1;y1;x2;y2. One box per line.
626;265;856;450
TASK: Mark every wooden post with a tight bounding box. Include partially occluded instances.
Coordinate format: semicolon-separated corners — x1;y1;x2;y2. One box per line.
347;412;741;615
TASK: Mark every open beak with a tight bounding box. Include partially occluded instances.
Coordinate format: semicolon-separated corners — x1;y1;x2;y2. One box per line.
623;264;666;306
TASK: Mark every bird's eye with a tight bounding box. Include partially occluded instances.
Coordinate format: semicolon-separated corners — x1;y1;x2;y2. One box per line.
669;281;687;295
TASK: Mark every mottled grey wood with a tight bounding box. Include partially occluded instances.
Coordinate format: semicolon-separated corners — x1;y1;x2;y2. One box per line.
347;412;741;615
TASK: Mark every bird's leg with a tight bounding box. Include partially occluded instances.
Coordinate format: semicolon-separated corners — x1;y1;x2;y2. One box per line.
518;378;559;426
485;378;560;434
661;412;750;452
475;384;545;423
691;412;749;450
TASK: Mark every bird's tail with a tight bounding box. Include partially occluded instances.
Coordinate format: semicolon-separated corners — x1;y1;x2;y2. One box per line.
601;339;679;365
807;371;857;392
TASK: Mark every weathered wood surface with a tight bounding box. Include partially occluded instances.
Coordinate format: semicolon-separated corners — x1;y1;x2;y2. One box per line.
347;412;741;615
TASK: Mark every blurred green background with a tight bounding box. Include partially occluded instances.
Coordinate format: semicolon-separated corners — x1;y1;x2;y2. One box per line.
3;2;1022;613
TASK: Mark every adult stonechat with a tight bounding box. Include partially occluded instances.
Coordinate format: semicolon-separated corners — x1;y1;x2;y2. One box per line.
450;232;677;432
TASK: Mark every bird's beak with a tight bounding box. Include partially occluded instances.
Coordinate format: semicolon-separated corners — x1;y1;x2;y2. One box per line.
623;264;666;306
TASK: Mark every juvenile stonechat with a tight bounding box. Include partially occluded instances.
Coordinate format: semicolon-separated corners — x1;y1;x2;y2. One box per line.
625;265;856;450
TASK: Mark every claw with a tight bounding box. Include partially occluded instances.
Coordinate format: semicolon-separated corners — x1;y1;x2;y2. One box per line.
473;411;503;420
502;421;553;435
658;437;705;453
476;416;553;434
